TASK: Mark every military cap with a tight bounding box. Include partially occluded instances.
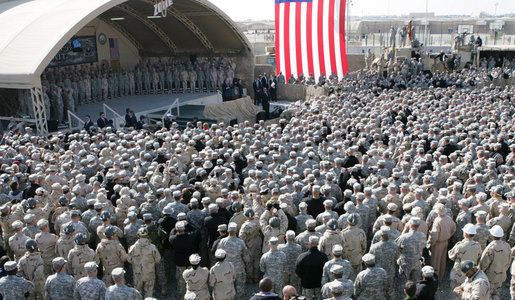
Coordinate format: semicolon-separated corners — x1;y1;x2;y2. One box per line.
143;213;153;221
189;254;201;265
476;211;487;219
177;212;187;221
175;221;186;231
111;267;126;280
332;244;343;255
308;236;319;245
4;261;17;272
52;257;67;271
269;237;279;245
228;222;238;232
330;264;344;275
94;202;104;210
422;265;434;277
386;203;398;211
214;249;226;259
37;219;49;229
329;283;344;294
285;230;296;240
127;211;138;220
23;214;36;224
217;224;227;232
362;253;375;264
12;220;23;230
162;206;173;215
410;217;421;226
84;261;98;273
0;205;9;214
490;225;504;238
208;204;218;213
306;219;317;228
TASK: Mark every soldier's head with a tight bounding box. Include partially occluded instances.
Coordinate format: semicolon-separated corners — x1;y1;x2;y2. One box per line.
285;230;296;243
176;221;186;234
244;208;255;220
268;236;279;250
105;226;117;240
475;211;487;224
143;213;153;225
12;220;23;233
52;257;67;273
308;236;319;249
379;226;390;241
330;282;345;298
228;222;238;237
460;260;476;278
25;239;38;252
74;233;87;246
404;281;417;298
462;223;476;239
111;267;125;284
258;277;274;294
84;261;98;278
362;253;375;268
421;265;434;280
409;217;420;231
4;261;18;276
37;219;49;232
489;225;504;240
214;249;226;262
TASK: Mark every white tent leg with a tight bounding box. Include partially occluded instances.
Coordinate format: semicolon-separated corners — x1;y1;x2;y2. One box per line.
30;87;48;136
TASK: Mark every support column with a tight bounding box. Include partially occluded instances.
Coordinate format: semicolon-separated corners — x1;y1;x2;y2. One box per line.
30;86;48;136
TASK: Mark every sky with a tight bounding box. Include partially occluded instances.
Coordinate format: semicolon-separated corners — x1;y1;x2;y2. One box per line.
208;0;515;21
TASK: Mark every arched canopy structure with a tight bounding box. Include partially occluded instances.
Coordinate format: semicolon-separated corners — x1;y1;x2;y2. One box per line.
0;0;253;134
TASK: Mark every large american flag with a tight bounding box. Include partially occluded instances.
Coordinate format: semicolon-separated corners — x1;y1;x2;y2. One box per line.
275;0;348;81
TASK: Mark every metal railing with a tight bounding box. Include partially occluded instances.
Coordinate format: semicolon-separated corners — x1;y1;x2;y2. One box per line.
67;110;85;131
161;98;179;125
103;103;124;128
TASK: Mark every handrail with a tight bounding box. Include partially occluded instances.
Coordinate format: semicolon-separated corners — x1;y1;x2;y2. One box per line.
161;98;179;126
67;110;85;131
103;103;124;128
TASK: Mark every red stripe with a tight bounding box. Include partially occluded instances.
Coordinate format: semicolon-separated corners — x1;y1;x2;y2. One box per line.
306;2;314;77
295;3;303;78
275;4;281;75
328;0;337;76
283;2;291;80
340;0;348;74
317;0;325;76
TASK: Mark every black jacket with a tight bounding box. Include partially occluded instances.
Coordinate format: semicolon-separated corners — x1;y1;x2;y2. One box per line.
169;231;199;267
416;276;438;300
295;247;328;289
97;117;108;129
304;196;326;219
203;213;228;248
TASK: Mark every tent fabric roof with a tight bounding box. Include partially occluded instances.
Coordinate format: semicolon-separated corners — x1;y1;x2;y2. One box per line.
0;0;251;89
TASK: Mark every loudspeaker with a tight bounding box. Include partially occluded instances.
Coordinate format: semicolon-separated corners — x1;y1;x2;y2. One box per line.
47;119;58;132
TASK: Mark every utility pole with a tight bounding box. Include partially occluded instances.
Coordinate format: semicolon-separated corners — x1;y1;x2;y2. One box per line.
424;0;428;47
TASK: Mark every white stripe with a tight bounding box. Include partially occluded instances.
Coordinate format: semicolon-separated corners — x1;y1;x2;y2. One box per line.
311;0;320;80
289;3;297;78
322;0;331;77
279;4;286;78
334;0;343;79
300;2;309;78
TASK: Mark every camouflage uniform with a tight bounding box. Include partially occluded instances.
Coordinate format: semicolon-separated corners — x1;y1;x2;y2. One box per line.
183;266;210;300
260;248;287;296
68;244;99;280
34;231;58;276
318;230;345;258
321;278;354;299
239;218;262;282
8;232;29;261
341;226;366;277
473;223;490;251
295;230;322;252
459;268;490;300
105;283;143;300
217;236;246;300
369;240;399;300
18;252;45;299
278;241;302;290
73;276;107;300
123;222;141;247
96;239;127;285
0;274;34;299
479;239;511;300
354;266;387;300
44;272;76;300
395;230;426;283
128;237;161;298
448;237;482;288
321;258;353;285
209;260;236;300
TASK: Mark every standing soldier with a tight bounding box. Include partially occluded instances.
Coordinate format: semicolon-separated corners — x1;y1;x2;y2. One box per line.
239;208;262;283
123;211;141;248
209;249;236;300
427;204;456;282
35;219;58;276
183;254;210;300
166;67;174;93
105;267;142;300
55;87;64;123
84;75;91;103
453;260;490;300
354;254;387;300
369;227;399;300
143;68;151;94
198;66;206;92
296;219;322;252
180;67;189;93
128;70;135;96
44;257;76;300
55;223;75;262
101;74;108;100
321;265;354;299
321;244;353;286
42;86;52;118
17;239;44;299
278;230;302;291
64;89;75;113
152;69;159;94
395;217;426;286
216;222;246;300
135;67;143;94
318;219;345;258
188;67;197;93
96;226;127;286
473;211;490;251
73;262;106;300
260;237;287;296
448;223;482;289
169;221;198;299
159;67;166;93
68;233;98;280
173;66;181;91
128;227;161;298
9;220;29;261
479;225;511;300
78;77;86;105
0;261;34;299
341;214;366;278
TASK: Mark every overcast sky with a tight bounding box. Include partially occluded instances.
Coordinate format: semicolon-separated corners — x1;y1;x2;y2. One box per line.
208;0;514;21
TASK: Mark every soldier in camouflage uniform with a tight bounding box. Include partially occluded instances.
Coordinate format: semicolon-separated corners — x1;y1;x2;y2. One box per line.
73;262;106;300
105;267;143;300
368;227;399;300
296;219;322;252
295;202;314;234
128;227;161;298
239;208;262;283
354;254;387;300
321;265;354;299
260;237;287;296
209;249;236;300
68;233;99;280
143;213;168;296
341;214;367;278
321;244;353;285
123;211;141;248
216;222;246;300
473;211;490;251
318;219;345;258
278;230;302;291
9;220;29;261
22;214;40;239
448;223;482;289
0;261;34;299
96;226;127;286
395;217;426;286
44;257;76;300
183;254;210;300
17;239;44;299
34;219;58;276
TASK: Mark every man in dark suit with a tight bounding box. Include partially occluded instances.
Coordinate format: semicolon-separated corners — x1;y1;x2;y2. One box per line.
260;87;271;119
97;112;108;129
269;75;277;101
83;115;94;132
221;79;232;101
261;73;269;89
253;77;262;105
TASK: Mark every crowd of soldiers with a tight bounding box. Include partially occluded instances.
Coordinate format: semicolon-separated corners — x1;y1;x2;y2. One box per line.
0;63;514;300
15;57;237;124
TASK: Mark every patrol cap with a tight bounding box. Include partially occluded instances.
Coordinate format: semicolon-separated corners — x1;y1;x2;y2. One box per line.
12;220;23;230
489;225;504;238
70;210;81;217
208;204;218;213
111;267;126;280
362;253;375;264
94;202;104;210
387;203;398;211
177;212;187;221
217;224;227;232
330;264;344;275
306;219;317;228
299;202;307;209
84;261;98;273
421;265;434;277
460;260;475;274
143;213;153;221
162;206;173;215
410;217;421;226
269;237;279;245
175;221;186;231
214;249;226;259
189;254;201;265
228;222;238;232
308;236;319;245
37;219;49;229
23;214;36;223
201;197;211;204
285;230;296;240
329;282;344;294
476;211;487;219
127;211;138;220
327;219;338;230
463;223;477;235
52;257;67;271
4;261;17;272
332;244;343;255
0;205;9;214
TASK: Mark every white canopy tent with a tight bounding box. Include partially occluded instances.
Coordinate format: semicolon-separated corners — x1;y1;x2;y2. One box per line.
0;0;126;134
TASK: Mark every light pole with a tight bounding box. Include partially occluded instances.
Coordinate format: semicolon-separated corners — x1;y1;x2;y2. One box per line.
424;0;428;47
